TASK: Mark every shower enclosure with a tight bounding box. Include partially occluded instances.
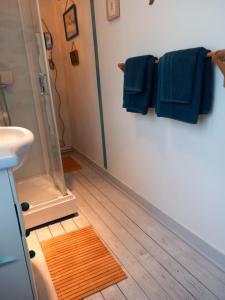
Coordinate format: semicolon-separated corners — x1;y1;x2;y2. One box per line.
0;0;75;228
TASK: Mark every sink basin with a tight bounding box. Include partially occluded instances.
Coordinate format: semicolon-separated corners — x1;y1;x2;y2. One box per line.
0;127;34;170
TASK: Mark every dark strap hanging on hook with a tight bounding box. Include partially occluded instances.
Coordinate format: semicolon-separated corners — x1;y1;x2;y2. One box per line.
65;0;75;11
65;0;70;11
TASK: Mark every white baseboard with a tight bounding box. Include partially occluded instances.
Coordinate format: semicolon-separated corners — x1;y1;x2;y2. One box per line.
61;146;74;154
73;148;225;272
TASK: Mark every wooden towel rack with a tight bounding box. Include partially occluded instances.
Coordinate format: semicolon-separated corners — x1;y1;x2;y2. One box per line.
118;49;225;87
118;63;125;72
118;58;160;72
207;49;225;87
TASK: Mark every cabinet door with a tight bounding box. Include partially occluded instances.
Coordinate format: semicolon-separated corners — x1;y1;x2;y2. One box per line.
0;170;34;300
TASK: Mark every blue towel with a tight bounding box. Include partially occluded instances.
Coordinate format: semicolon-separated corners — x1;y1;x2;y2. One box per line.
123;55;156;115
199;56;214;114
156;47;213;124
150;63;158;108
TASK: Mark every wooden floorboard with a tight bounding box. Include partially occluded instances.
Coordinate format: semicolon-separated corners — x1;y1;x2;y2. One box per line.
36;226;52;242
74;212;150;300
73;207;150;300
85;294;105;300
73;174;195;300
82;157;225;288
61;217;106;300
73;191;172;299
32;205;132;300
60;214;128;300
27;231;58;300
26;152;225;300
69;152;225;299
75;170;221;300
72;152;225;283
101;285;126;300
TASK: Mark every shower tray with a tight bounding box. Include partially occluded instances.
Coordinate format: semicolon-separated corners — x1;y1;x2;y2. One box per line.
16;175;76;229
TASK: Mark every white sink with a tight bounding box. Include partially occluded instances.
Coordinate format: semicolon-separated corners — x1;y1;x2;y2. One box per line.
0;127;34;170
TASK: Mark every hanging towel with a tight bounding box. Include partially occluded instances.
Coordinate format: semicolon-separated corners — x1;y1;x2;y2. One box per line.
156;47;213;124
123;55;156;115
199;56;214;114
150;63;158;109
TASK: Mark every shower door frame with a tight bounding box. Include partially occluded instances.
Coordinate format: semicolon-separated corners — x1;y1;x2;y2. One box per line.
18;0;76;229
18;0;66;193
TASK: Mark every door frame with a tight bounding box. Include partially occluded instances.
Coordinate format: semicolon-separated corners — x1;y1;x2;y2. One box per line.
90;0;108;169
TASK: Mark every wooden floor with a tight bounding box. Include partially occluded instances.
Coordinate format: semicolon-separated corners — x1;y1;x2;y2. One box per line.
27;153;225;300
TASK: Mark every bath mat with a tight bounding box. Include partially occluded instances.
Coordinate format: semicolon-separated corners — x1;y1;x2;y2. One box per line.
62;156;82;173
41;226;127;300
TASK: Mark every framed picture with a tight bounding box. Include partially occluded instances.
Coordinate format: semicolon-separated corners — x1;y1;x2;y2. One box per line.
43;32;53;50
70;50;79;66
63;4;79;41
106;0;120;21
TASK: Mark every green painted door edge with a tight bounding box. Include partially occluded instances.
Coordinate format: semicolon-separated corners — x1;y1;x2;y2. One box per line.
90;0;108;169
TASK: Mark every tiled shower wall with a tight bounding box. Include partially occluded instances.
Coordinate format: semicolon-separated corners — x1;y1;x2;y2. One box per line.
0;0;45;178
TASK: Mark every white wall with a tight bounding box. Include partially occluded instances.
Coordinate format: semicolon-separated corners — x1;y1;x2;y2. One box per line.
39;0;72;148
94;0;225;255
39;0;103;165
62;0;103;166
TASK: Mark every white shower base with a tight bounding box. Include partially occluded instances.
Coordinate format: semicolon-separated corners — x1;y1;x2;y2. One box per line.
16;175;76;229
17;175;62;206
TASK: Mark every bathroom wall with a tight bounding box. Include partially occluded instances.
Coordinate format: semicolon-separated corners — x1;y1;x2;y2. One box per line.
94;0;225;255
39;0;72;148
0;0;45;178
57;0;104;166
39;0;103;166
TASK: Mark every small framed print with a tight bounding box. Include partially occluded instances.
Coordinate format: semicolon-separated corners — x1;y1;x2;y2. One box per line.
44;32;53;50
70;50;79;66
63;4;79;41
106;0;120;21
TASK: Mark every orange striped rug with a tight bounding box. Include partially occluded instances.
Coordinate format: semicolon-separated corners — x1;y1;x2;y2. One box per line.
41;226;127;300
62;156;82;173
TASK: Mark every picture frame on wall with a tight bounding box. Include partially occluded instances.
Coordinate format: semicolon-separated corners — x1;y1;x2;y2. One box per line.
106;0;120;21
43;32;53;50
63;4;79;41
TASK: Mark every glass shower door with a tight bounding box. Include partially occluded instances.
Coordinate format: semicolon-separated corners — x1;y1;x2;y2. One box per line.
19;0;66;195
35;35;67;196
34;1;67;195
0;89;11;126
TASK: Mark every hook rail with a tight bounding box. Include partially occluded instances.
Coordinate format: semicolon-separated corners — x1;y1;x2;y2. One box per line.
119;50;225;87
207;49;225;87
118;58;159;72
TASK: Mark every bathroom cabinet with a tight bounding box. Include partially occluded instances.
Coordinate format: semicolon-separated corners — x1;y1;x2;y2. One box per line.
0;169;37;300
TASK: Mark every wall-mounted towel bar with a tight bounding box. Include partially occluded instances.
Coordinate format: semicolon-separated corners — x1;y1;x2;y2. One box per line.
207;49;225;87
118;63;125;72
119;50;225;87
118;59;160;72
